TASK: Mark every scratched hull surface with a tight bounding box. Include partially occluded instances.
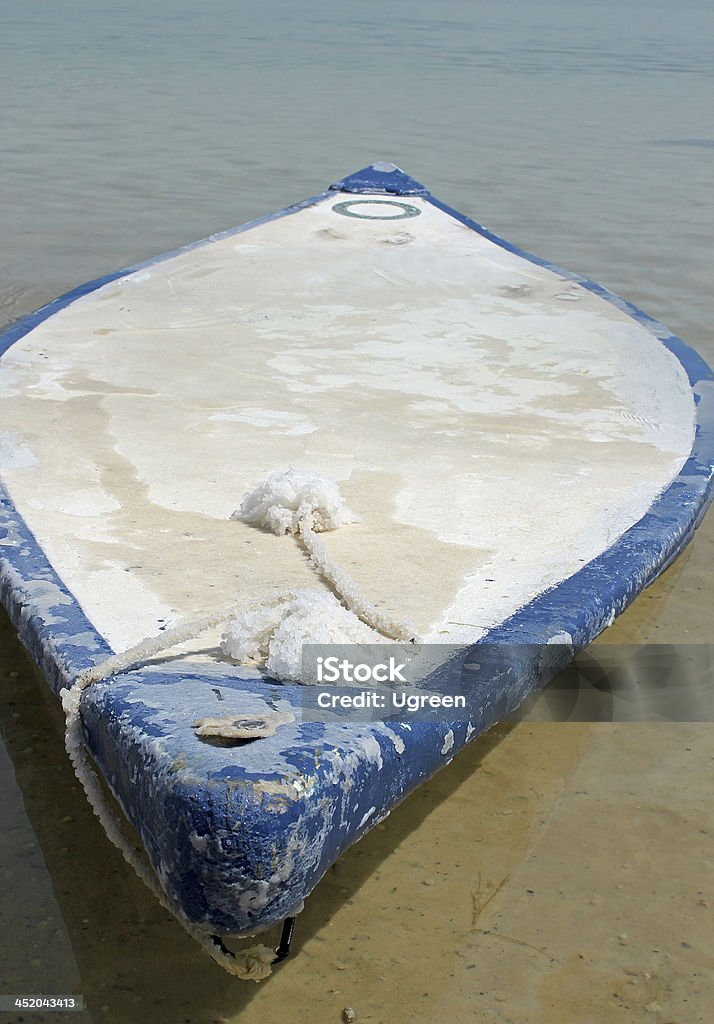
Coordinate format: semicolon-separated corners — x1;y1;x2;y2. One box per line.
0;165;712;935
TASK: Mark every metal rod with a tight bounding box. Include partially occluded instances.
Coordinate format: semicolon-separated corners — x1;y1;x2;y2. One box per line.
273;916;296;963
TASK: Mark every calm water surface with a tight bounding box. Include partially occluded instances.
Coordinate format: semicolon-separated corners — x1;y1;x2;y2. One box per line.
1;1;712;1021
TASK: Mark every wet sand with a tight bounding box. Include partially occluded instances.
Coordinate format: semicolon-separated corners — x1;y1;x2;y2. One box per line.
1;509;712;1024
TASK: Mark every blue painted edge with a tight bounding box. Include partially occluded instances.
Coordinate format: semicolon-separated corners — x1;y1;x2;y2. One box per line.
329;162;429;196
1;163;713;936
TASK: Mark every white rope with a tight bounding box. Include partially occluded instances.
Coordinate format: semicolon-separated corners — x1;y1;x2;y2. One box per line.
75;605;237;686
297;506;415;641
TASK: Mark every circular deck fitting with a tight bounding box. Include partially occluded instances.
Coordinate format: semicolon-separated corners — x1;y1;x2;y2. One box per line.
331;199;421;220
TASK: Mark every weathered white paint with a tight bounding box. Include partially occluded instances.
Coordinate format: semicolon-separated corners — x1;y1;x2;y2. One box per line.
0;195;695;652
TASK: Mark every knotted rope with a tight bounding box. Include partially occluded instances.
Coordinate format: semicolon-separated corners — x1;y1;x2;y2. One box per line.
233;466;416;643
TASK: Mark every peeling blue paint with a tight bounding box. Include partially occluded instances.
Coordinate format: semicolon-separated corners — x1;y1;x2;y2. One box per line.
0;165;712;937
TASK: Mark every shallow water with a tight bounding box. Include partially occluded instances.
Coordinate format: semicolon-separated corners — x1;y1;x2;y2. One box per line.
1;0;713;1020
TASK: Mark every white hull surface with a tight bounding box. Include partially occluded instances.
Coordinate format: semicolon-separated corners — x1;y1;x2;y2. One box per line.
0;164;712;939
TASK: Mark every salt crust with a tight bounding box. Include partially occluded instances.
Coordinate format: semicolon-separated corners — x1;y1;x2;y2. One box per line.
221;588;382;682
233;465;359;535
